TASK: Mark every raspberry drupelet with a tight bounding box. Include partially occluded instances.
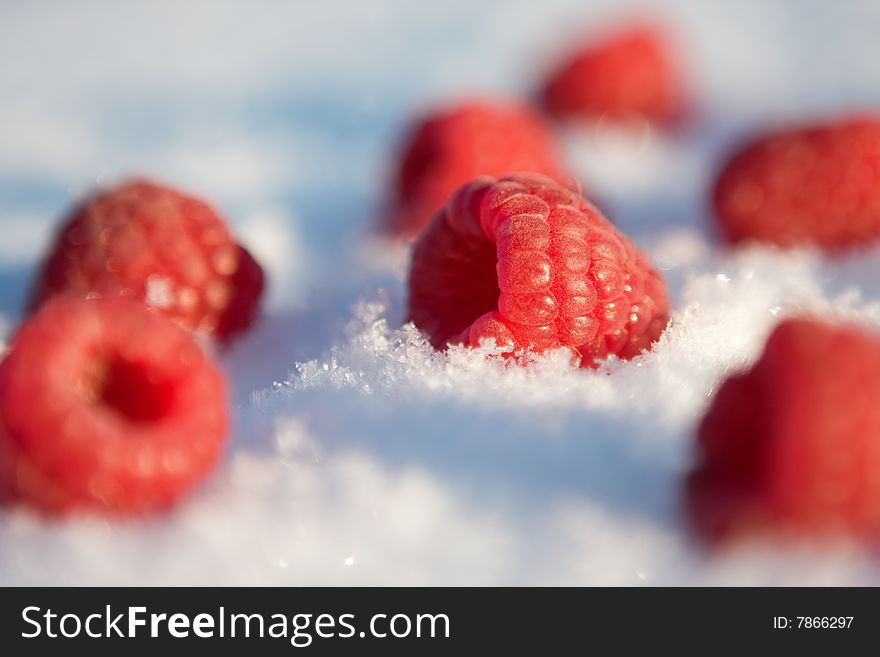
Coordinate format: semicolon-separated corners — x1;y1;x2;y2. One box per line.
28;179;264;343
407;174;669;366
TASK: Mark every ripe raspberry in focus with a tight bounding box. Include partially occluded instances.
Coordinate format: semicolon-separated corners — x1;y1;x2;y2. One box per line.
28;179;265;342
713;117;880;250
407;174;669;366
687;317;880;544
386;100;568;239
540;25;684;124
0;297;228;515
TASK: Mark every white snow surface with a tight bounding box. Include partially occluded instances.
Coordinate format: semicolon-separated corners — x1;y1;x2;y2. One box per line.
3;0;880;585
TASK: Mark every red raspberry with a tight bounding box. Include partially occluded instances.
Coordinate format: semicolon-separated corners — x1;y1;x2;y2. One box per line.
407;174;669;365
713;117;880;250
687;317;880;544
0;297;228;515
28;179;265;342
386;100;568;239
540;25;684;124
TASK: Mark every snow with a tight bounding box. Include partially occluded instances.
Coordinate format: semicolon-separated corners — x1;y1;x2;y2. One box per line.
3;0;880;585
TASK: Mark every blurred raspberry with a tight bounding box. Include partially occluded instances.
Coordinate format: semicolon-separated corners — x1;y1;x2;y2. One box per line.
713;117;880;250
407;174;669;365
687;317;880;544
540;25;684;125
0;297;228;515
29;179;264;342
386;100;568;239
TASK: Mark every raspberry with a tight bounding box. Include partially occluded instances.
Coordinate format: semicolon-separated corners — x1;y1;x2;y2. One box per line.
540;25;684;124
713;117;880;250
407;174;669;365
386;100;568;239
28;179;265;342
687;317;880;544
0;297;228;515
